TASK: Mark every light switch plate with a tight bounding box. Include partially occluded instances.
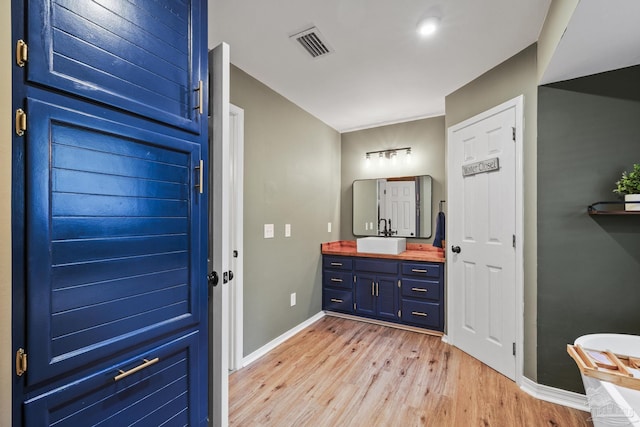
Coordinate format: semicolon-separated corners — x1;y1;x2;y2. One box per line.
285;223;291;237
327;222;332;233
290;293;296;306
264;224;274;239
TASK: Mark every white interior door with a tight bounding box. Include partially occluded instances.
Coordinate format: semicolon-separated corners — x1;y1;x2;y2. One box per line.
228;104;244;372
209;42;230;427
447;99;521;381
384;180;416;237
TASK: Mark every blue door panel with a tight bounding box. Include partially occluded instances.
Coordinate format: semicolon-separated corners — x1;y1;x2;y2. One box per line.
28;0;204;132
51;253;189;289
24;332;201;427
52;234;189;265
51;144;188;184
53;169;188;200
51;285;189;337
52;216;189;240
52;268;188;312
51;123;191;166
50;303;189;361
25;96;202;388
377;277;398;320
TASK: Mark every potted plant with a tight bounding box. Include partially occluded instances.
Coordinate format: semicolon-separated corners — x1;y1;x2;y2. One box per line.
613;163;640;211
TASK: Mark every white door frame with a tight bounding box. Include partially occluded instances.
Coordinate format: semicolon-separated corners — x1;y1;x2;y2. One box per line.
445;95;525;385
209;42;230;427
228;104;244;372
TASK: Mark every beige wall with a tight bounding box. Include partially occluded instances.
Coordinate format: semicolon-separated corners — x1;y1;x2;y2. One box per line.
2;0;12;423
340;117;446;242
537;0;579;82
229;66;341;355
445;44;538;380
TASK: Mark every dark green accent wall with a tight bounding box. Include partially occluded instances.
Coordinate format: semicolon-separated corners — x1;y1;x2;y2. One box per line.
537;67;640;393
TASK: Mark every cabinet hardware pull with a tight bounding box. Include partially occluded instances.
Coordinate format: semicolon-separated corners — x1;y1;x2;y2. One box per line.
330;262;342;266
194;80;203;114
411;287;427;293
411;269;427;273
411;311;428;317
114;357;160;381
194;160;203;194
376;282;379;296
371;282;375;296
330;298;343;303
330;278;343;282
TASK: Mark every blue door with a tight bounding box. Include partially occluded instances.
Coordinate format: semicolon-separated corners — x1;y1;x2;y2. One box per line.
13;0;209;425
26;0;206;133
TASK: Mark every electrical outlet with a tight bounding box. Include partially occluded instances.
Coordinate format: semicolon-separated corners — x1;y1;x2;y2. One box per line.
285;223;291;237
290;293;296;306
264;224;274;239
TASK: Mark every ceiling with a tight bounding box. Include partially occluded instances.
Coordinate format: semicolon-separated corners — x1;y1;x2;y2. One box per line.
540;0;640;85
208;0;551;132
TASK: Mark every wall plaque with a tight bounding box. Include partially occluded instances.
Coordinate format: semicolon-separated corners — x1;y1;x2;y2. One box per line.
462;157;500;176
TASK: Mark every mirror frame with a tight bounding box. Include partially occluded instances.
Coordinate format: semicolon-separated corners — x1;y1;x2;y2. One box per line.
352;175;432;238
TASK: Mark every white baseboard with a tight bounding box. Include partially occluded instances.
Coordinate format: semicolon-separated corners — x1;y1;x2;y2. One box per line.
241;311;325;368
520;376;589;412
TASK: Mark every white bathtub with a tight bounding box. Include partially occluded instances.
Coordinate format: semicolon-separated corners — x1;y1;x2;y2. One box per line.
575;334;640;427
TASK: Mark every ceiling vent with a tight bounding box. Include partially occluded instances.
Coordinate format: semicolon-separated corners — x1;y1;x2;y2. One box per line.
290;26;333;59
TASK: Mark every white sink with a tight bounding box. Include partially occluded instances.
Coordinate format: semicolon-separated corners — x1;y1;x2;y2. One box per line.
356;237;407;255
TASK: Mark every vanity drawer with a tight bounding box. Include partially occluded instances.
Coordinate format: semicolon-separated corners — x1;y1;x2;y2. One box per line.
401;262;441;279
323;270;352;289
323;288;353;314
401;278;440;301
401;299;441;329
323;256;353;271
354;258;398;275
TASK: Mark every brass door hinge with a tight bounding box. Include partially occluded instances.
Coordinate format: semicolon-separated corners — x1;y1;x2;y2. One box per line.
16;348;27;376
15;108;27;136
16;39;28;67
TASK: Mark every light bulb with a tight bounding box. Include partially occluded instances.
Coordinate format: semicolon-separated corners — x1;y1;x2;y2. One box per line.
417;17;440;37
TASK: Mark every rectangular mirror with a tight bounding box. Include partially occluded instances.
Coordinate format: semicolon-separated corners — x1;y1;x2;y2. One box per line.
353;175;432;238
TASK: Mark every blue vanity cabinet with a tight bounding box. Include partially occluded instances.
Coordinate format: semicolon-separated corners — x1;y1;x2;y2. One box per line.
354;259;399;322
322;256;354;314
322;254;444;332
399;262;445;331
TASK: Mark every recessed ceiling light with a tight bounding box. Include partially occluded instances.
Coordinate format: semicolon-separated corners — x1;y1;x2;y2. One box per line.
417;16;440;37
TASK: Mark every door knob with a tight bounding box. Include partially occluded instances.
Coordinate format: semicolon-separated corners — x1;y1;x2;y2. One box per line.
207;271;219;287
451;245;461;254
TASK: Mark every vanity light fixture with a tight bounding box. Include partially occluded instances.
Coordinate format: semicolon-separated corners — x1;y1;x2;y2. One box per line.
365;147;412;162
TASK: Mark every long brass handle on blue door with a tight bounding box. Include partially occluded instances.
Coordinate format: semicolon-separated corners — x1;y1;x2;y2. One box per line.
114;358;160;381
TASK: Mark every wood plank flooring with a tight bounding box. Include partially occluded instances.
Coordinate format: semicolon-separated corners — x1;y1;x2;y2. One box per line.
229;316;592;426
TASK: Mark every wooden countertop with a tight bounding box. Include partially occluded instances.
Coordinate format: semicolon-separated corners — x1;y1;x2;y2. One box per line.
321;240;445;263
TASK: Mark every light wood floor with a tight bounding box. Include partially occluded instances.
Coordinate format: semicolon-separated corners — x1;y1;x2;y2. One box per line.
229;316;592;426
